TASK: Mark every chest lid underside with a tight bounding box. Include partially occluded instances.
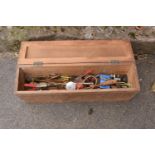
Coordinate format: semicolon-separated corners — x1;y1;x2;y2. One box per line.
18;40;135;65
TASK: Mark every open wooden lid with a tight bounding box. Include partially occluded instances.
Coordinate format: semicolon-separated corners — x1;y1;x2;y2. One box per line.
18;40;135;65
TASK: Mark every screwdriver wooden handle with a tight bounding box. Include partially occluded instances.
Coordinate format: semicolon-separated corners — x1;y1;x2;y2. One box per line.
99;79;117;86
92;79;117;89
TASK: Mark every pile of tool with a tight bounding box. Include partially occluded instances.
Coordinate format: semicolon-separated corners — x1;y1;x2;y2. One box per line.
24;70;131;91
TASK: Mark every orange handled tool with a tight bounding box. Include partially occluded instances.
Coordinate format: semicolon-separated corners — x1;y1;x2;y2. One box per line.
92;79;117;89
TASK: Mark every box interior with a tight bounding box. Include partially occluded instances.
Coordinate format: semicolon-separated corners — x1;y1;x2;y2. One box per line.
17;63;138;92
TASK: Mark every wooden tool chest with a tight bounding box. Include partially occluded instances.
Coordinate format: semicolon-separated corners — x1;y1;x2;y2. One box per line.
15;40;140;103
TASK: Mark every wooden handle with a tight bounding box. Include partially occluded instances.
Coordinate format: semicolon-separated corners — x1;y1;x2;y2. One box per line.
92;79;117;89
99;79;117;86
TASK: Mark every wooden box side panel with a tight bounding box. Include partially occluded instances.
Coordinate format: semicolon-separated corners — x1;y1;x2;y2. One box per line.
128;63;140;91
16;91;137;103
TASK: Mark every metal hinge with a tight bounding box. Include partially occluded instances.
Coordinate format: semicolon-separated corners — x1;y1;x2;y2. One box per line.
33;61;43;66
110;60;120;64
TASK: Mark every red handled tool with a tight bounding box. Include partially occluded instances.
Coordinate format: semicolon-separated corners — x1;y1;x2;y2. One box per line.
24;82;66;90
24;83;37;90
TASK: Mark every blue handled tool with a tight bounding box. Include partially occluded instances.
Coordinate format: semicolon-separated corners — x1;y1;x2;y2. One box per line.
97;74;112;89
